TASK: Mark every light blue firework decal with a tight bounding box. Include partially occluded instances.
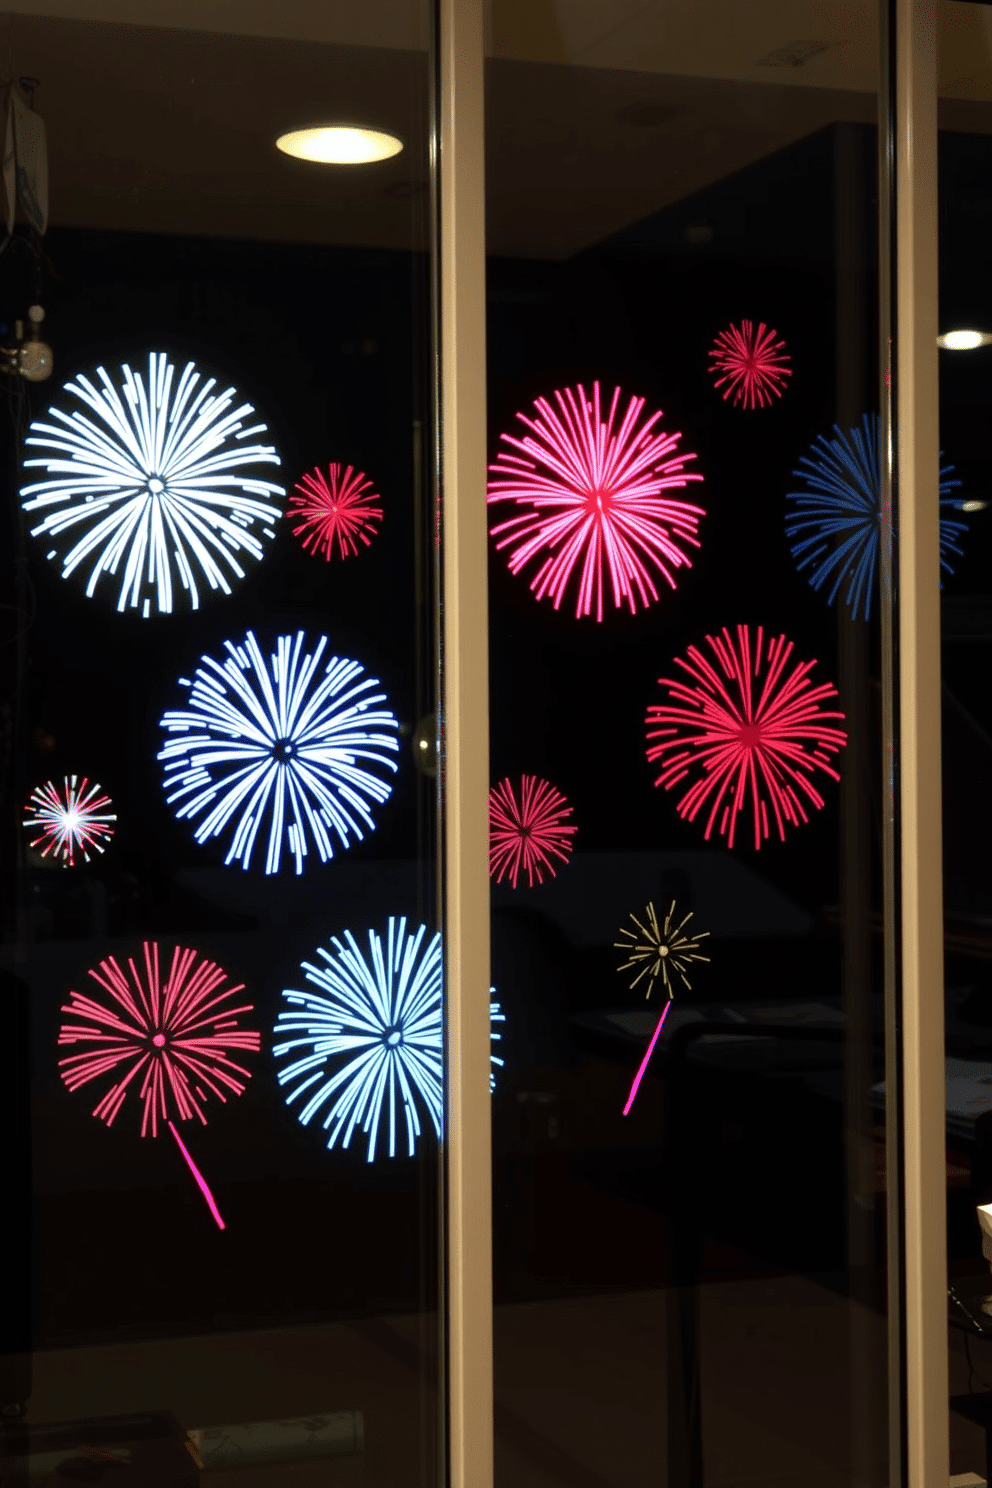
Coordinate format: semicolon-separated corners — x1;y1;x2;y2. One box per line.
273;918;505;1161
490;992;505;1093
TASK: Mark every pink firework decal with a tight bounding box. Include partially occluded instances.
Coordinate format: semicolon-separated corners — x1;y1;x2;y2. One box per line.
490;775;577;888
645;625;847;850
287;463;383;561
58;942;261;1229
487;382;704;621
24;775;116;866
708;320;792;409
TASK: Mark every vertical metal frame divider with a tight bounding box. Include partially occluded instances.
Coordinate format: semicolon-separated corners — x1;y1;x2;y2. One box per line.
880;2;908;1480
889;0;950;1482
437;0;495;1485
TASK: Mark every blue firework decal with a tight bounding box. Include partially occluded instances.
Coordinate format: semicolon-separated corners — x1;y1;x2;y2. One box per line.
273;920;505;1161
785;412;966;621
158;631;399;876
21;354;284;618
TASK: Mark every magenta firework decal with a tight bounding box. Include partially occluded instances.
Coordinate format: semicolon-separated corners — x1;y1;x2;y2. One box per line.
487;382;704;620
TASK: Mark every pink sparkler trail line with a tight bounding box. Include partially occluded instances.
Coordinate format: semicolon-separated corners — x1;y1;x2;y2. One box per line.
487;381;704;620
168;1120;225;1230
623;999;673;1116
58;941;260;1228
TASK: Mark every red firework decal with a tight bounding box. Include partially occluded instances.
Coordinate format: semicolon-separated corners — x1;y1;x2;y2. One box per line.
24;775;116;866
487;382;704;621
490;775;577;888
287;463;383;560
645;625;847;850
58;943;261;1227
708;320;792;410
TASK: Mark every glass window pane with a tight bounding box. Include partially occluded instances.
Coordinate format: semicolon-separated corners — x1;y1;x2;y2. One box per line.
485;5;889;1483
0;10;441;1486
939;5;992;1478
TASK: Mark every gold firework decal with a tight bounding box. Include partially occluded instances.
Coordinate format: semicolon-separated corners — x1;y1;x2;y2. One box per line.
614;900;710;1000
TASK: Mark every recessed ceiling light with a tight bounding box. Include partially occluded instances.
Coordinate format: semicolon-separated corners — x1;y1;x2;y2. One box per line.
961;499;988;512
275;126;403;165
937;329;992;350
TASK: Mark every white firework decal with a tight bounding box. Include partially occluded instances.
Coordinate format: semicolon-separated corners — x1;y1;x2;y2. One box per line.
274;918;445;1162
23;775;117;866
158;630;400;876
20;353;284;617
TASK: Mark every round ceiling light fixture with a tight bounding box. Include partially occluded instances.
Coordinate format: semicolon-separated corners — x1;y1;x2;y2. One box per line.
937;329;992;351
275;125;403;165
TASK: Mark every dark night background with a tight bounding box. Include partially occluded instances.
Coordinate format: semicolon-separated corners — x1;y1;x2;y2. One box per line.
2;119;992;1356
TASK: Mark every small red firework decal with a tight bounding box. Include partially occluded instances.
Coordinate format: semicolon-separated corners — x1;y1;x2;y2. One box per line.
490;775;577;888
287;463;383;561
24;775;116;866
487;382;704;621
645;625;847;850
58;942;261;1228
708;321;792;409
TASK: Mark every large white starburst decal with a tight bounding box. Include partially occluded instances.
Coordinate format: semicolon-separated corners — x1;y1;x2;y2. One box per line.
20;353;284;617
